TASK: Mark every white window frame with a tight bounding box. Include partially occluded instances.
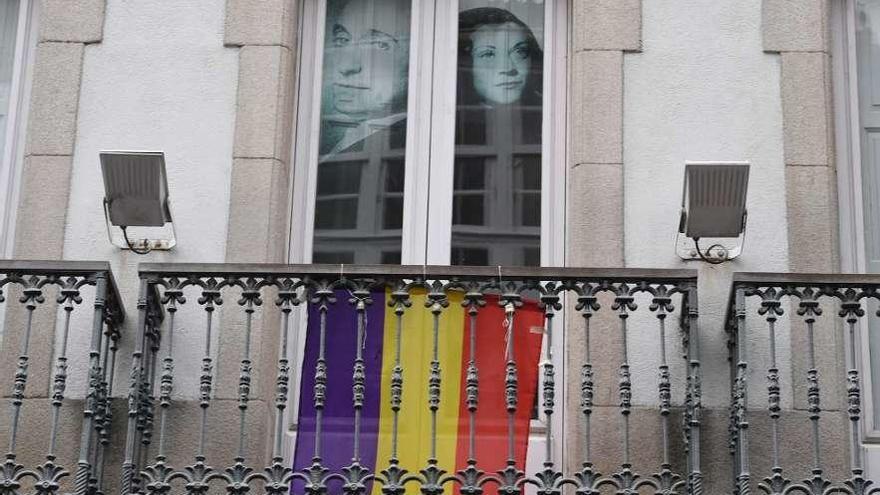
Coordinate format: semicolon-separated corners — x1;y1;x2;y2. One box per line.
832;0;880;443
0;0;37;258
830;0;880;479
282;0;569;470
288;0;566;268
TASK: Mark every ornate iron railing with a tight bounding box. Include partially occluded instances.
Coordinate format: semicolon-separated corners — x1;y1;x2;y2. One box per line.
726;272;880;495
125;263;702;495
0;260;125;495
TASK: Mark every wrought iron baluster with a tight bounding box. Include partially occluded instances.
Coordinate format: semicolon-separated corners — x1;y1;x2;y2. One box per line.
137;323;160;479
388;285;411;467
122;278;150;495
155;298;177;462
77;274;109;495
311;283;334;465
503;301;517;466
414;281;449;495
273;279;297;461
613;286;634;473
734;288;751;494
840;289;866;487
685;283;702;495
197;279;221;462
237;283;260;461
655;294;671;470
496;280;524;495
761;289;784;489
578;289;596;470
353;296;367;463
94;326;119;494
87;321;111;495
466;302;478;459
428;290;445;466
453;284;484;495
48;296;74;458
8;276;42;457
342;281;374;495
798;290;825;486
540;287;559;469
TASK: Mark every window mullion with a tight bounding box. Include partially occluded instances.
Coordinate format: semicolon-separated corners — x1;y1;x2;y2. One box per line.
424;0;458;265
399;0;438;264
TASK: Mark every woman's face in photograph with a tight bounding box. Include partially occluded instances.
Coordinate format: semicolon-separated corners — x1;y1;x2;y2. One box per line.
469;22;532;105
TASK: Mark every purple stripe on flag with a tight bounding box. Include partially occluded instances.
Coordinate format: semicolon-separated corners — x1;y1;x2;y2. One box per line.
292;290;385;494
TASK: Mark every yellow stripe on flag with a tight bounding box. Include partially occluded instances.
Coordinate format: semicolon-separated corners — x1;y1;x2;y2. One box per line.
372;290;465;495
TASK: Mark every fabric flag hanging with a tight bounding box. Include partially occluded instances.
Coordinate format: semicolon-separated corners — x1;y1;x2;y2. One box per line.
291;289;545;495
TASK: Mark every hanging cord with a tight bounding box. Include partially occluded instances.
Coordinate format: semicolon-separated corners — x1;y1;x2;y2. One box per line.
498;266;515;350
121;226;152;255
340;264;369;349
693;238;728;264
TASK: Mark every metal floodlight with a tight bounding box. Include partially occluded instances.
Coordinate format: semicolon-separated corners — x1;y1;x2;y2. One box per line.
676;161;750;263
100;151;176;254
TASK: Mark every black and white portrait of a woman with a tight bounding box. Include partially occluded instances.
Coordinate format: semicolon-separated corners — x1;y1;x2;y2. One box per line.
457;7;543;109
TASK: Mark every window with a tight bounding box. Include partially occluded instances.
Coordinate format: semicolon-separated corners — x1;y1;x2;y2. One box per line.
290;0;566;267
286;0;567;472
836;0;880;467
0;0;34;256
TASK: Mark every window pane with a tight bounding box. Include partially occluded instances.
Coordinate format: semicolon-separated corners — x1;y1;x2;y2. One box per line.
317;161;363;195
0;0;20;163
312;251;355;264
380;250;401;264
451;246;489;266
514;155;541;227
451;2;543;266
312;0;411;264
855;0;880;429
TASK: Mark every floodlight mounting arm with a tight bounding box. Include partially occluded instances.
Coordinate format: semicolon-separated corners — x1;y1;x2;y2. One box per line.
102;198;176;254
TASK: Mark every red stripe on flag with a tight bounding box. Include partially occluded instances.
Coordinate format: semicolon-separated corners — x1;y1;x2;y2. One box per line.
454;296;545;495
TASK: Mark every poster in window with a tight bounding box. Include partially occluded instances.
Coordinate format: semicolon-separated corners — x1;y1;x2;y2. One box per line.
312;0;411;264
452;1;545;266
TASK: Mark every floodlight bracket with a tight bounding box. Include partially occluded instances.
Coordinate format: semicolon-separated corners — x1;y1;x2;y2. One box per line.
102;198;177;253
676;161;750;263
100;150;176;254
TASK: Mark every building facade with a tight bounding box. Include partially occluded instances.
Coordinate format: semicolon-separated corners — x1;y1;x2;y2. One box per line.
0;1;877;494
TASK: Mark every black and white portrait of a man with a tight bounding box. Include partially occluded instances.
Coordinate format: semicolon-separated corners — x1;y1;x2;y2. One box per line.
319;0;411;158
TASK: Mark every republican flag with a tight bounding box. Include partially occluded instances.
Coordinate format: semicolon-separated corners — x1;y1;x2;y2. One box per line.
292;289;544;495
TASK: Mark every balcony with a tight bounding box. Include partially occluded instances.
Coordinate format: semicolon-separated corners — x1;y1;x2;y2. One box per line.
120;263;702;495
0;260;125;495
5;261;880;495
726;272;880;494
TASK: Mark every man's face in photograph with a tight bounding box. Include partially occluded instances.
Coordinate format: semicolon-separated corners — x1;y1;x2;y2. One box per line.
325;0;410;122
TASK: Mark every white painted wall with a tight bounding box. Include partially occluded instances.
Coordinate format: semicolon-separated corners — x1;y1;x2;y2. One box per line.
46;0;792;409
624;0;789;407
62;0;238;398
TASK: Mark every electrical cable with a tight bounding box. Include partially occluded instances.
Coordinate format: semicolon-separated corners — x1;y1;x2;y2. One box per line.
121;226;153;255
693;238;728;264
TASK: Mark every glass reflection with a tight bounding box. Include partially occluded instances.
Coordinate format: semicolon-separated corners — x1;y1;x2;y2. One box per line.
312;0;411;264
0;0;20;163
452;4;543;266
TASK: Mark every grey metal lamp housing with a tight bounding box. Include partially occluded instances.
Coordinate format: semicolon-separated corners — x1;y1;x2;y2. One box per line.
100;151;176;253
676;161;750;263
